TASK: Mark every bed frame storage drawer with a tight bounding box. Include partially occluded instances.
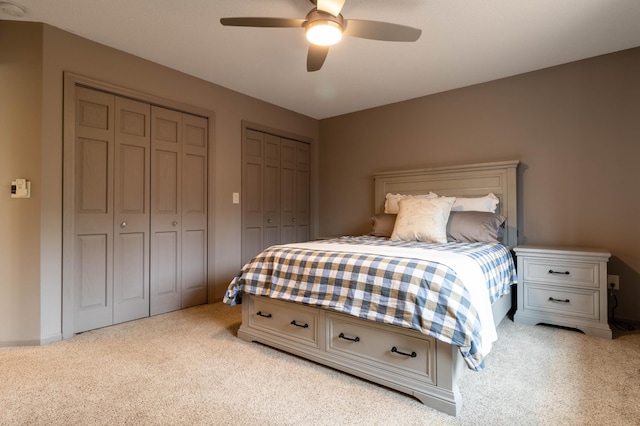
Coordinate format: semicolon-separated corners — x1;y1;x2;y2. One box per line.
522;258;600;289
238;294;466;415
327;313;436;385
247;297;319;347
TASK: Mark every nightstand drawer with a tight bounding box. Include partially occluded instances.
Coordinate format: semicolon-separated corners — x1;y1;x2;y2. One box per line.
524;284;599;320
523;258;600;289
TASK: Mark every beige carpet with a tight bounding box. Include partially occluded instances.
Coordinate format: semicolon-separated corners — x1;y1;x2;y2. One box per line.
1;302;639;426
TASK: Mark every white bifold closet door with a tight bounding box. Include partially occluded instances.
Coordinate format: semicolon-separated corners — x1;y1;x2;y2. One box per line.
72;87;207;333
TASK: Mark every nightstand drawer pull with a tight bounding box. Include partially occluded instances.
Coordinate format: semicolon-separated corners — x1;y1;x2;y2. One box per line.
548;297;570;303
290;320;309;328
391;346;417;358
548;269;570;275
338;332;360;342
256;311;272;318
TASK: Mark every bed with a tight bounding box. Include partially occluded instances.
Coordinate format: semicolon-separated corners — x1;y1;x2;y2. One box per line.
224;160;519;416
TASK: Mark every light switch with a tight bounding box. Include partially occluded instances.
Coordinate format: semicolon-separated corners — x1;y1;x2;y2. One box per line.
11;179;30;198
232;192;240;204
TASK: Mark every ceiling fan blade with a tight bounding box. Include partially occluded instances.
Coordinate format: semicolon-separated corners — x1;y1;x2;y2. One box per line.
343;19;422;42
220;17;306;28
307;45;330;72
316;0;346;17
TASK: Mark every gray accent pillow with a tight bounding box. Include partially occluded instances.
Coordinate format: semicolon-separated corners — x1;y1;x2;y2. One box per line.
369;213;397;238
446;211;506;243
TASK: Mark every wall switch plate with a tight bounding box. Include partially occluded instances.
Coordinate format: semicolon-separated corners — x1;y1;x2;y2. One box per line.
607;274;619;290
232;192;240;204
11;179;30;198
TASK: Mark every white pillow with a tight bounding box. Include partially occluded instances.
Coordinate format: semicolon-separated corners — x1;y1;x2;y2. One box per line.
390;197;456;243
450;193;499;213
384;192;438;214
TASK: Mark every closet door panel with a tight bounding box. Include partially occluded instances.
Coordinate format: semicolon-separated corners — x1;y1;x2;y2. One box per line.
155;231;179;295
263;134;281;249
183;154;205;213
74;234;111;332
242;130;264;264
182;229;207;307
73;88;114;333
151;106;182;315
155;151;179;212
117;232;146;301
280;139;296;245
113;97;150;324
295;141;310;242
76;139;110;214
181;113;208;307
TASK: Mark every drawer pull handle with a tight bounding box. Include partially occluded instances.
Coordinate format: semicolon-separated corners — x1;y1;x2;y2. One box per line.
391;346;417;358
256;311;272;318
338;332;360;342
290;320;309;328
548;270;570;275
548;297;570;303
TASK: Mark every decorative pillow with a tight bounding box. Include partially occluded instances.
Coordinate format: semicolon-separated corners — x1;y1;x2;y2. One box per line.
450;193;499;213
446;211;506;243
390;197;456;243
369;213;397;238
384;192;438;214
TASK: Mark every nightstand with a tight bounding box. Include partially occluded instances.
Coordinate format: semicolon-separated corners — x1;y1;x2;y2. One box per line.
513;245;612;339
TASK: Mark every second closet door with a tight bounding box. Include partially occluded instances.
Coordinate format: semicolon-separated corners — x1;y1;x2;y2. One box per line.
241;129;310;264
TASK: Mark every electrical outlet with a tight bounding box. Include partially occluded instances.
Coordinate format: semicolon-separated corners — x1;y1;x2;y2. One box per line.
608;275;619;290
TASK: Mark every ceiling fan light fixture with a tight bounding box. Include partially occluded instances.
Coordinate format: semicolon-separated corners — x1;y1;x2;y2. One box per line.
306;20;342;46
0;1;26;17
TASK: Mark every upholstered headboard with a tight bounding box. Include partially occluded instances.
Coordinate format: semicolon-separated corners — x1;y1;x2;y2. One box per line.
374;160;519;248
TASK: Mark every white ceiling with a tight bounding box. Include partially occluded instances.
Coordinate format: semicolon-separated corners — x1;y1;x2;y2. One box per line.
2;0;640;119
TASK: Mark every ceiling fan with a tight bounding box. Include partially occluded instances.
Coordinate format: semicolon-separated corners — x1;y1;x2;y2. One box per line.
220;0;422;72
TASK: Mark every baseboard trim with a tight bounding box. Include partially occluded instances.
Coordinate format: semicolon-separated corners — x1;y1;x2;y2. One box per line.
40;333;63;345
0;333;62;347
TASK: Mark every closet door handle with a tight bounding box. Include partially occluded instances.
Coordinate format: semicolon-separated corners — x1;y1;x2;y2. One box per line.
267;219;272;223
172;221;178;227
120;222;127;228
292;218;296;223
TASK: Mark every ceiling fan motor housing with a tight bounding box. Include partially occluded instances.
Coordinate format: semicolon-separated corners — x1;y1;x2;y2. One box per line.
305;9;344;46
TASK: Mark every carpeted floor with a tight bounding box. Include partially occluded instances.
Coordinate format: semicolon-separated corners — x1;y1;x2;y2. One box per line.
1;302;639;425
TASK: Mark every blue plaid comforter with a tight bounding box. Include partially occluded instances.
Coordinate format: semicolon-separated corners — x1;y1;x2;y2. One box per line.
224;236;516;371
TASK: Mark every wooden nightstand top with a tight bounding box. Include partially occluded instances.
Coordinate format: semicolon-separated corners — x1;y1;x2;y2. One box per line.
514;245;610;260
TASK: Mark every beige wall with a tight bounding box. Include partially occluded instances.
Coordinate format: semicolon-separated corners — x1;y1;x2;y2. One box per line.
0;22;43;344
319;47;640;322
0;21;319;345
